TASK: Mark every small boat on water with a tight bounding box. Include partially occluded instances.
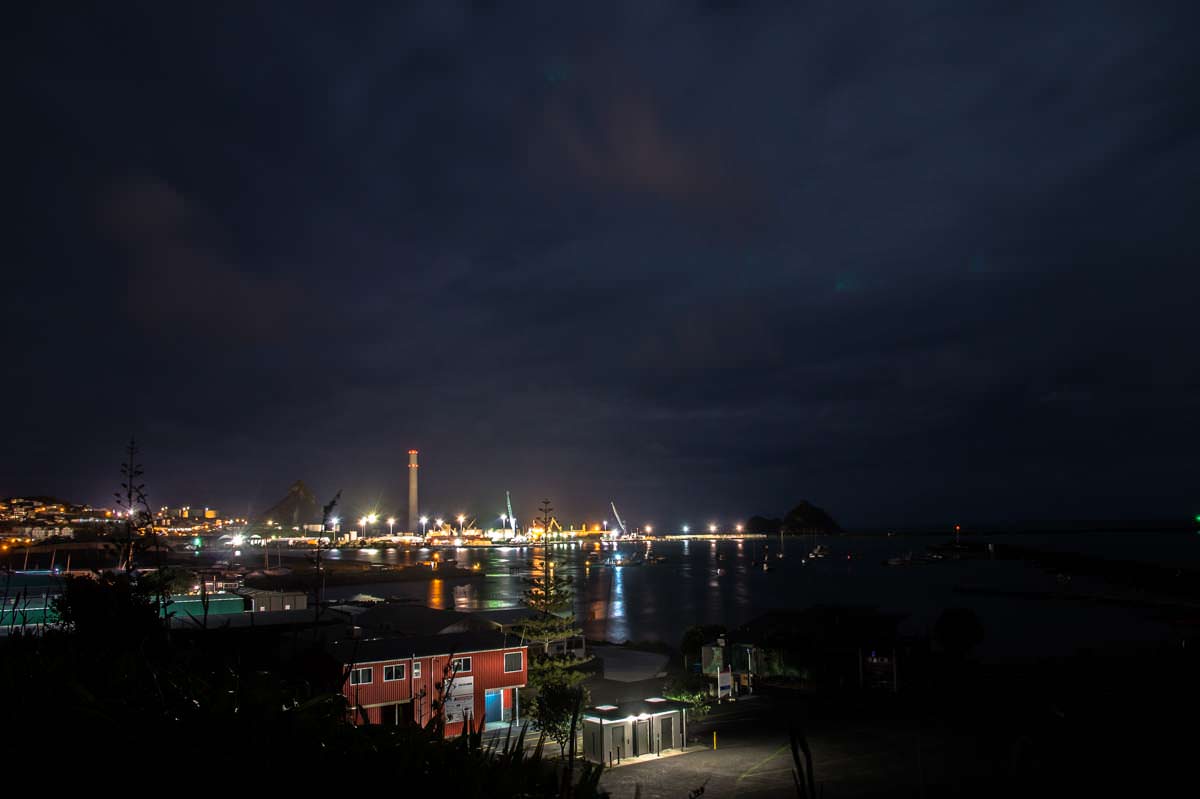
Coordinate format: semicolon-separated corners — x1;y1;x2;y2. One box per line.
646;554;669;564
809;545;830;559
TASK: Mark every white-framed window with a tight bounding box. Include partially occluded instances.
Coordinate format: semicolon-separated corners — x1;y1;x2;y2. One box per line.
412;661;422;679
349;667;373;685
383;664;406;681
450;656;472;673
504;651;523;673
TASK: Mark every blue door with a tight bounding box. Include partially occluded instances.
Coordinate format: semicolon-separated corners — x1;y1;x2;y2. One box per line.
485;690;502;723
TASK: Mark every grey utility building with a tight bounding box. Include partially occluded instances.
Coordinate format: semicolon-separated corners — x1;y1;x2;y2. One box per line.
581;697;688;766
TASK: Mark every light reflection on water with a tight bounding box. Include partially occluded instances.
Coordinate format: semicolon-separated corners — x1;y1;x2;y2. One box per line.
311;535;1191;656
427;578;444;610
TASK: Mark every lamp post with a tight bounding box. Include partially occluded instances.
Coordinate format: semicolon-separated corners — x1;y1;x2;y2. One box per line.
457;514;465;535
435;517;443;535
682;525;689;534
387;517;395;537
709;524;717;534
358;516;366;540
420;516;428;537
736;524;744;534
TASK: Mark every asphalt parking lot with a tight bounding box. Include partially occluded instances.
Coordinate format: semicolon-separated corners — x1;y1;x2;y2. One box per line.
598;697;1001;798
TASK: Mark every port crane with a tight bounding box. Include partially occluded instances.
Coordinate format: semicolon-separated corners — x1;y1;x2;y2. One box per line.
610;501;628;538
505;491;518;534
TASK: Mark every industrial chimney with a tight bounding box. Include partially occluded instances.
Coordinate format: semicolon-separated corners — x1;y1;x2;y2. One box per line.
407;449;419;534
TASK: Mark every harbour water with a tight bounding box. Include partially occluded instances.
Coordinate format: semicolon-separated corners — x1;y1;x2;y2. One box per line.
314;531;1198;660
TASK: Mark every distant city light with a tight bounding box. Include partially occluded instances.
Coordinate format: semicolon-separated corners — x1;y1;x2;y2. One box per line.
709;524;717;533
735;524;744;533
682;525;689;533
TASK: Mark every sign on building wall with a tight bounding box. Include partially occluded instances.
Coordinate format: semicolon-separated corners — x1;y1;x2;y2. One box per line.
443;675;475;724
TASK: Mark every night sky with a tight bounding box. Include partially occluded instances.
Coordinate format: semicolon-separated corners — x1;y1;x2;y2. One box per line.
7;2;1199;529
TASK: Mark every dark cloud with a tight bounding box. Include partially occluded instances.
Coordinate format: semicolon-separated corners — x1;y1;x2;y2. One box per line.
5;1;1199;527
98;176;304;340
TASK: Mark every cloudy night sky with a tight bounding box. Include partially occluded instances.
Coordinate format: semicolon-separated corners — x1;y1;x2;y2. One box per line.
7;1;1199;528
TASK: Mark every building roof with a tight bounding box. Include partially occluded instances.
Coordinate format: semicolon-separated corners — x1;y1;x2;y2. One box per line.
235;588;307;598
354;603;489;636
329;629;526;665
168;607;346;630
583;697;688;721
467;607;541;628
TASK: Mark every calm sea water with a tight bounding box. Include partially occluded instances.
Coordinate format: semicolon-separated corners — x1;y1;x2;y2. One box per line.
310;531;1199;660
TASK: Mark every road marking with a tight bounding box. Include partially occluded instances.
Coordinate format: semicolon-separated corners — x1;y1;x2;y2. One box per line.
734;742;792;793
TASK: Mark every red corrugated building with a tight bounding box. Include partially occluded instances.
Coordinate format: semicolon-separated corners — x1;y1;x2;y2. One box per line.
332;631;527;735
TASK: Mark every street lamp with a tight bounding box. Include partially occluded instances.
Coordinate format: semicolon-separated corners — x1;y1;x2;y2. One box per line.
387;517;395;536
358;516;366;539
420;516;428;537
435;517;443;534
457;514;465;534
736;524;744;534
682;525;689;534
645;524;653;534
709;523;717;534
